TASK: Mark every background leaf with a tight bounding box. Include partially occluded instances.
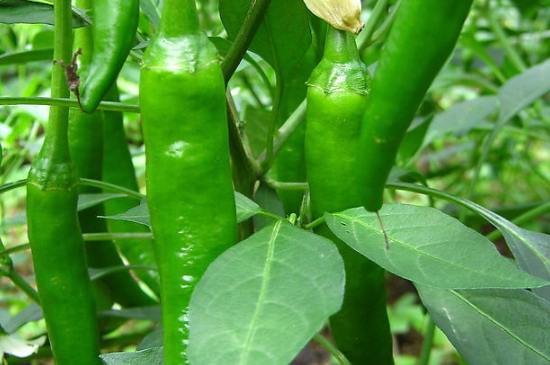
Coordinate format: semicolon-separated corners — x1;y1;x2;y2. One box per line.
100;348;164;365
0;0;86;27
188;221;345;365
326;204;548;289
417;285;550;365
219;0;311;77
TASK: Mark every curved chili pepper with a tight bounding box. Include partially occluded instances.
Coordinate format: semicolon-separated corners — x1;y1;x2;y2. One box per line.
102;86;161;297
26;1;101;363
140;0;238;363
69;0;155;308
360;0;474;212
79;0;139;113
306;26;394;365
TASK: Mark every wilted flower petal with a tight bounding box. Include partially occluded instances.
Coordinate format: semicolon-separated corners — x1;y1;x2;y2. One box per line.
303;0;365;34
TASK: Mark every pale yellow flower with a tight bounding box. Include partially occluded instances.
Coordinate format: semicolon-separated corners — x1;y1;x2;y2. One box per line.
303;0;365;34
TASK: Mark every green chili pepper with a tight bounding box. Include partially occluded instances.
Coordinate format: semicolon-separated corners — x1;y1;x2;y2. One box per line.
306;26;394;365
140;0;238;363
79;0;139;113
102;85;160;297
360;0;474;212
26;1;101;364
69;0;155;308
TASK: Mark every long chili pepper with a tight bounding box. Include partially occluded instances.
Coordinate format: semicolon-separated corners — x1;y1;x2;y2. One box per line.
26;0;102;363
102;86;161;297
79;0;139;113
360;0;474;212
140;0;238;363
69;0;155;308
306;26;394;365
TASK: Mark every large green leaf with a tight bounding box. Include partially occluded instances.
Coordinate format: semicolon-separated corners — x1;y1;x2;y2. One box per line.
100;348;163;365
389;183;550;301
417;285;550;365
326;204;548;289
102;192;263;228
219;0;311;77
0;0;85;27
187;221;345;365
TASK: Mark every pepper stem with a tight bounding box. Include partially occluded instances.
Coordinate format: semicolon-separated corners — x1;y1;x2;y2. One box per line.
160;0;200;37
323;26;361;64
39;0;73;165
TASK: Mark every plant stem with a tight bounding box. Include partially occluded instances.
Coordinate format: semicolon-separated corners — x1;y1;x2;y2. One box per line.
7;272;40;303
313;333;352;365
0;97;139;113
221;0;274;82
486;2;527;72
417;316;436;365
303;216;326;230
262;177;308;191
84;233;153;241
0;179;26;195
358;0;390;50
79;178;144;200
160;0;200;36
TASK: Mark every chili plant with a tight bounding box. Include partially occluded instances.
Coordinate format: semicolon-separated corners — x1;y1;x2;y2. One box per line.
0;0;550;365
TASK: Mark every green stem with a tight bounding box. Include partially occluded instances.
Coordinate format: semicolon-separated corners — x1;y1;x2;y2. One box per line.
41;0;73;164
79;178;144;200
160;0;200;37
7;272;40;303
0;179;26;195
358;0;390;51
84;233;153;241
486;2;527;72
0;233;152;259
269;99;307;168
313;333;352;365
303;216;326;230
360;0;402;50
263;77;284;169
221;0;274;82
417;317;436;365
262;177;308;191
0;97;139;113
256;211;282;221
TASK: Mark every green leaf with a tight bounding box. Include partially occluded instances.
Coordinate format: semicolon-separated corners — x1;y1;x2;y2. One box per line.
98;307;161;322
0;0;86;27
78;193;126;211
188;221;345;365
220;0;311;77
100;348;164;365
4;304;42;334
137;328;163;351
498;58;550;123
326;204;548;289
0;48;53;66
102;193;264;228
423;96;498;147
389;183;550;301
417;285;550;365
235;192;262;223
139;0;161;29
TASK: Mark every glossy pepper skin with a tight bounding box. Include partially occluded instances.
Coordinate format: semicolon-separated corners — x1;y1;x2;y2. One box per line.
102;86;161;297
26;1;101;364
360;0;474;211
140;0;238;363
69;0;155;308
306;27;394;365
79;0;139;113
